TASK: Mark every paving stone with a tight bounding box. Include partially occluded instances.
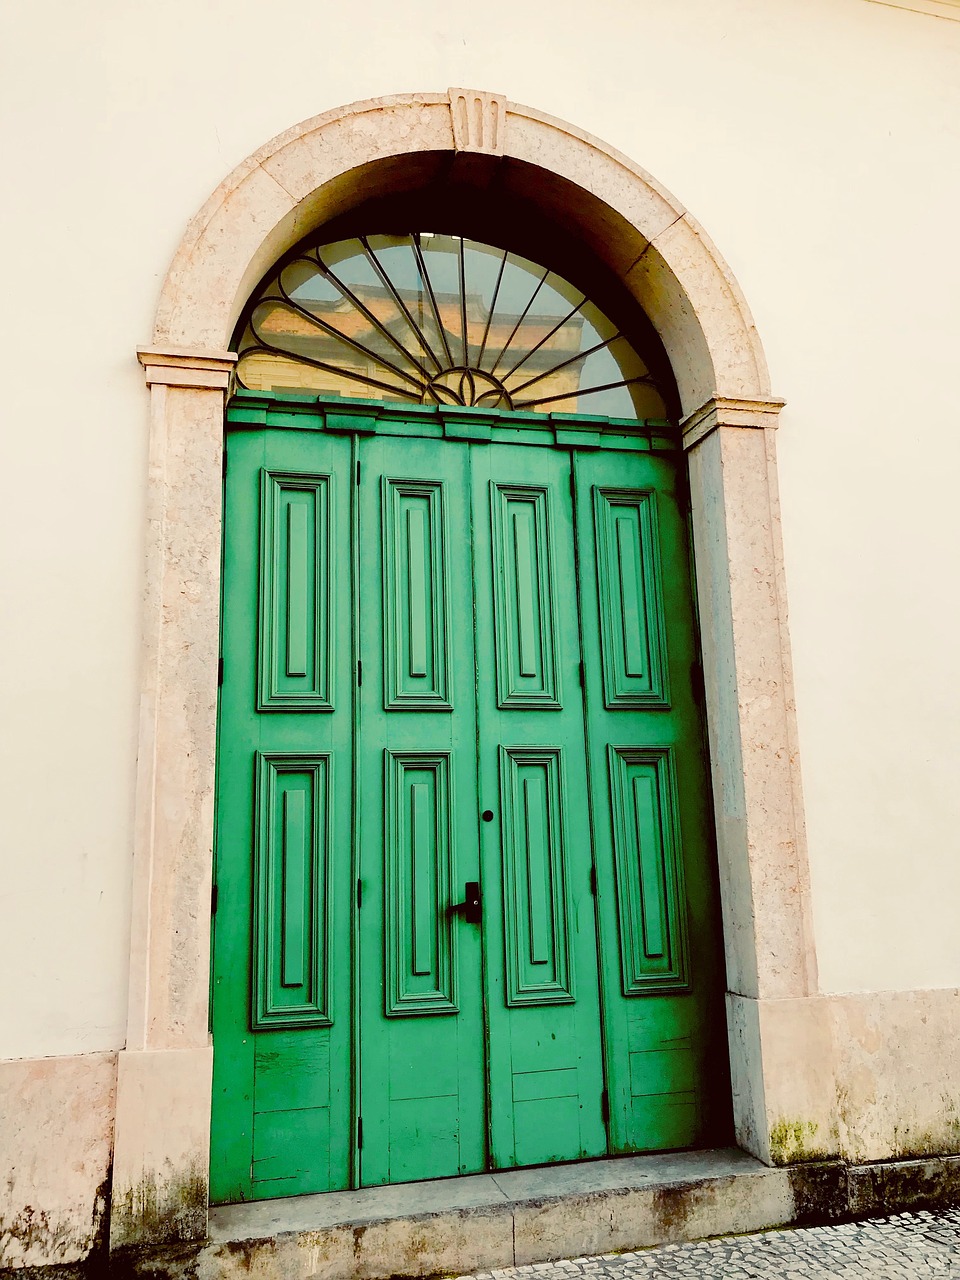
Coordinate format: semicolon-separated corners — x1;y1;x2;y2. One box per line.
455;1207;960;1279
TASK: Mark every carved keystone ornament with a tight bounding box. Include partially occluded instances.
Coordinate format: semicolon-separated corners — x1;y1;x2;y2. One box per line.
449;88;507;156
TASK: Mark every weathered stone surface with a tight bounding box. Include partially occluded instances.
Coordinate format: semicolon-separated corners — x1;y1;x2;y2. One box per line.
832;989;960;1163
8;1149;960;1277
457;1206;960;1278
109;1047;213;1252
847;1154;960;1217
0;1053;116;1270
127;1150;800;1279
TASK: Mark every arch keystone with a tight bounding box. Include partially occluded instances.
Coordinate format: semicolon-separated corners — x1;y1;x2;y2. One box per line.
449;88;507;154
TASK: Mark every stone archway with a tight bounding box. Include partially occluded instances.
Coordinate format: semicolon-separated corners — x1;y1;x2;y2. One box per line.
111;90;820;1251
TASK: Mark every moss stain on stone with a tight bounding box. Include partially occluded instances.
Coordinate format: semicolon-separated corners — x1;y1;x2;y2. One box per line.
0;1203;81;1269
109;1161;208;1252
652;1182;699;1241
769;1119;832;1166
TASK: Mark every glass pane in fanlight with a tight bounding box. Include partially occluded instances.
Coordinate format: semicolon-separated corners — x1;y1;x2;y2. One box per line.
279;257;341;308
363;235;452;375
417;235;464;365
499;278;585;388
479;251;544;373
317;238;376;285
279;257;416;370
510;299;662;418
573;298;620;352
250;298;343;365
237;349;316;392
624;380;669;419
537;382;639;418
460;240;505;366
522;318;667;418
577;338;635;394
365;235;418;289
244;300;419;401
312;239;428;378
497;275;586;392
238;348;379;396
504;297;612;403
364;235;441;373
236;345;417;402
537;378;668;418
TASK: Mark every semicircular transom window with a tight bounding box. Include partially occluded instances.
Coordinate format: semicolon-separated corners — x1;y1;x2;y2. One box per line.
236;234;668;420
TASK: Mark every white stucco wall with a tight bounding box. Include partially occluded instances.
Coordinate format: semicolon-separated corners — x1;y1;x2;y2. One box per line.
1;0;958;1061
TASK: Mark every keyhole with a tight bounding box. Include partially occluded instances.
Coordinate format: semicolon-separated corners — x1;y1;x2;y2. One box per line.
481;809;494;822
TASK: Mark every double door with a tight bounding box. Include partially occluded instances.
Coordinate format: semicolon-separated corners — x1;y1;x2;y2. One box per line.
211;410;727;1203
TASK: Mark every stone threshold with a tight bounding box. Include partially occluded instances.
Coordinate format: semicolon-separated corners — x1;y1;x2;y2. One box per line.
207;1147;788;1276
20;1147;960;1278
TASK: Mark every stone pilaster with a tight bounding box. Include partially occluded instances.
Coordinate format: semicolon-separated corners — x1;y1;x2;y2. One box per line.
110;347;235;1252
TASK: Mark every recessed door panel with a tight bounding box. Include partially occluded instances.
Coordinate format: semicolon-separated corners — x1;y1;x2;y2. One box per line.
593;487;668;708
384;751;457;1014
382;479;451;708
258;471;334;710
253;753;332;1027
499;746;574;1005
606;746;688;994
490;484;561;707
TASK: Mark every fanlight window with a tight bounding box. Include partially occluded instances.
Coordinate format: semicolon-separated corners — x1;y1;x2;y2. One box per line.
236;234;668;419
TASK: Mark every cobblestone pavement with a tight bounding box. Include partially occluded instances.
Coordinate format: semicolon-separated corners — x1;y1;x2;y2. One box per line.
460;1209;960;1278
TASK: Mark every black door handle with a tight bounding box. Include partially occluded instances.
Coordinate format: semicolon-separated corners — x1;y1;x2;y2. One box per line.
450;881;482;925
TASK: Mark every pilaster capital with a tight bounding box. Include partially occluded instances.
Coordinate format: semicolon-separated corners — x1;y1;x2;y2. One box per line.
137;346;237;390
681;395;786;450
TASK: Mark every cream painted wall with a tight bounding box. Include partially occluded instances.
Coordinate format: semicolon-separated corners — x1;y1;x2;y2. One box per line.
1;0;958;1059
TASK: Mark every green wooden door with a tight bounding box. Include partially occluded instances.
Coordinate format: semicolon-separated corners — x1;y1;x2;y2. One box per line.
470;443;606;1168
211;397;728;1203
355;433;487;1185
212;424;355;1202
573;447;724;1152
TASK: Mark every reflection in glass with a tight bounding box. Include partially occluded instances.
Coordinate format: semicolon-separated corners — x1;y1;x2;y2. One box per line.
236;233;667;419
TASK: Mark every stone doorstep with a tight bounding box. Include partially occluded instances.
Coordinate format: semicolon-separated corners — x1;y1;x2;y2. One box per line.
195;1150;960;1279
209;1148;787;1266
126;1148;825;1279
17;1148;960;1279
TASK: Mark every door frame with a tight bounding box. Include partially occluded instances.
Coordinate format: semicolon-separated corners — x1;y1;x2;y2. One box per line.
111;92;820;1251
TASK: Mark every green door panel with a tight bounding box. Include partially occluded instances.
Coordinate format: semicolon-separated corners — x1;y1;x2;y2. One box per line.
211;399;729;1203
572;447;729;1154
356;434;486;1186
212;427;354;1203
258;470;335;709
471;444;606;1169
